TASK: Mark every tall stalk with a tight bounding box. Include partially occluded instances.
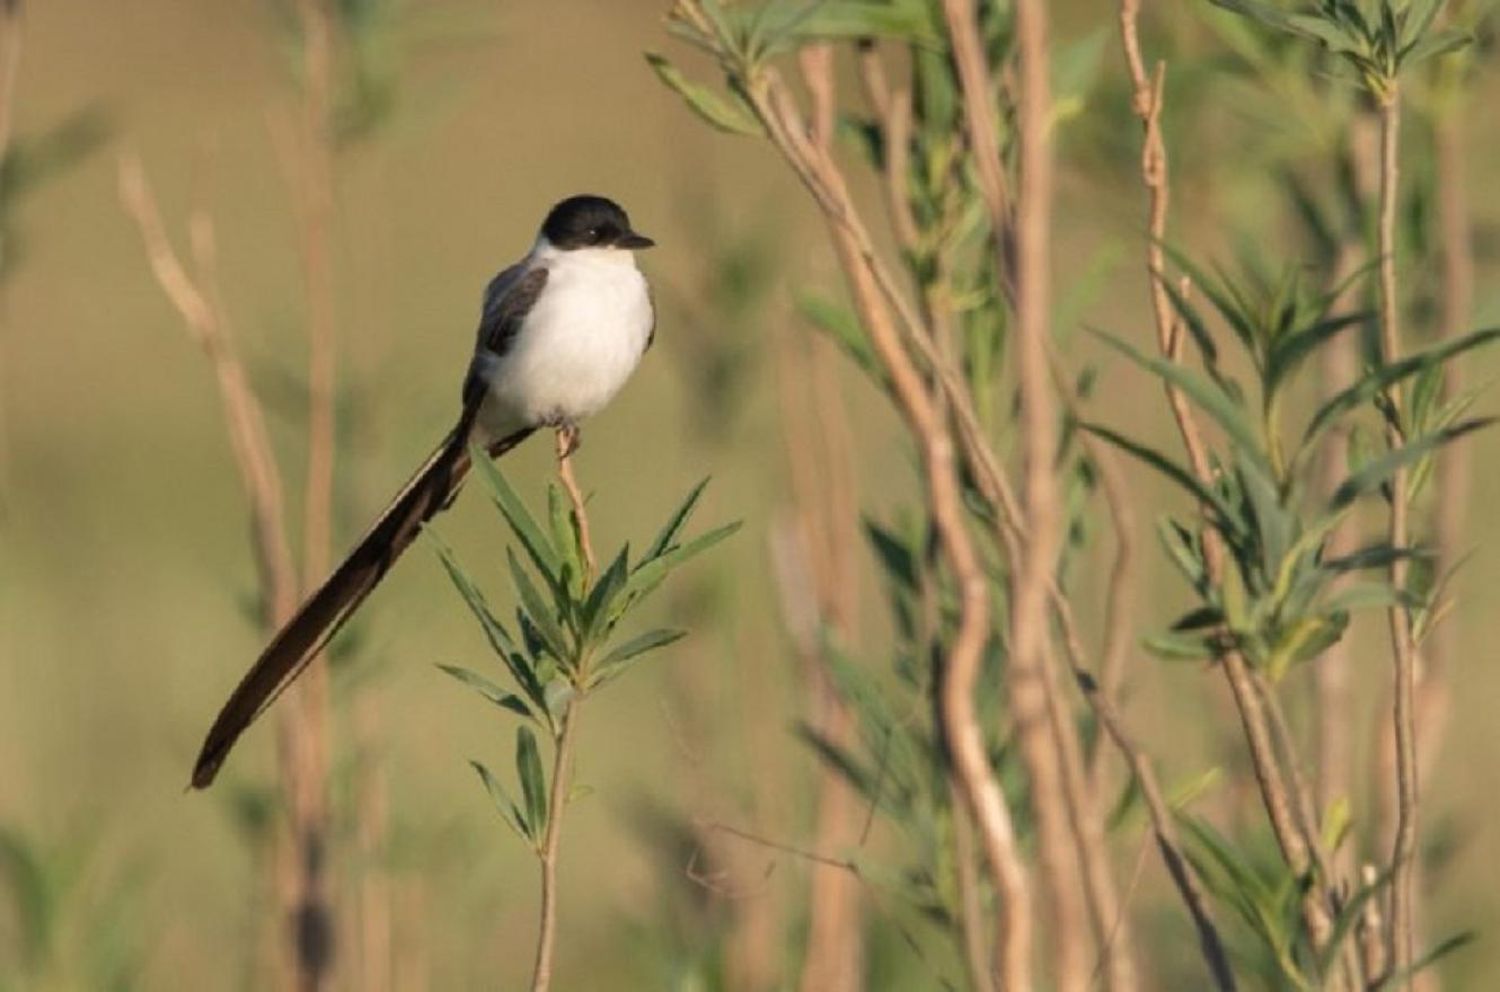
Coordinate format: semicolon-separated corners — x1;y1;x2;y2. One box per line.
1375;83;1419;987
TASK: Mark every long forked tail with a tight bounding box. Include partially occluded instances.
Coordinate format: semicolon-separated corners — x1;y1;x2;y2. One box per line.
191;425;533;789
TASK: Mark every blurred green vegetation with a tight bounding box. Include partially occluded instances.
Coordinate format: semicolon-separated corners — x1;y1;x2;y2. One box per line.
1;1;1498;988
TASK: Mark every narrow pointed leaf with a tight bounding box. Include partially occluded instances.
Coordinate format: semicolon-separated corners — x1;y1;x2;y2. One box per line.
1266;312;1369;397
515;726;547;837
470;447;563;586
590;628;686;688
1085;423;1240;534
547;485;584;598
1329;418;1493;510
470;760;533;844
1091;327;1272;479
1302;328;1500;448
437;664;534;720
507;547;570;661
645;53;765;136
582;545;630;637
621;521;742;611
645;478;710;561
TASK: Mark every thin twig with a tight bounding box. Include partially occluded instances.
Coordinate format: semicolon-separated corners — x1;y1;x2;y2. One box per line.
554;427;596;580
1053;592;1236;991
118;153;299;631
1009;4;1098;989
1375;85;1418;989
745;54;1035;992
530;701;578;992
1116;0;1337;955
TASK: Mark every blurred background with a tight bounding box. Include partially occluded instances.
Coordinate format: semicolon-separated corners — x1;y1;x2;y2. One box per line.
1;0;1497;988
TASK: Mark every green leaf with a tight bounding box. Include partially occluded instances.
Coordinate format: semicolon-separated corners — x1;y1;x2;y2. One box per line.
1378;932;1477;988
429;532;547;710
1157;518;1208;591
1159;243;1259;356
470;447;563;587
619;521;743;616
1085;424;1240;535
1144;630;1217;661
1285;12;1367;54
470;760;533;845
1265;613;1347;681
1301;328;1500;448
864;519;919;591
784;0;942;47
1090;328;1273;480
547;485;584;598
1323;544;1434;573
797;290;886;387
1329;418;1494;510
436;664;534;720
645;53;765;137
581;545;630;638
590;628;686;689
1321;582;1413;614
1400;26;1472;66
516;726;548;838
1265;312;1370;399
508;547;570;662
644;478;710;561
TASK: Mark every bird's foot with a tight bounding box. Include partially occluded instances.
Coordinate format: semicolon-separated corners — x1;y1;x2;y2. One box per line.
554;423;581;460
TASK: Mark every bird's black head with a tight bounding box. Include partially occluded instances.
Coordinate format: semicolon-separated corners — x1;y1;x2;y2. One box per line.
541;194;655;251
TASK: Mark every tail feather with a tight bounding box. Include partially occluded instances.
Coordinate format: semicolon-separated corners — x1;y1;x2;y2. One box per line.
190;426;532;789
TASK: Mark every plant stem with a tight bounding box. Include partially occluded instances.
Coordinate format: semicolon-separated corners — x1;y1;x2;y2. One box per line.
1376;84;1418;989
530;701;578;992
1010;4;1097;988
1116;0;1345;960
555;427;596;581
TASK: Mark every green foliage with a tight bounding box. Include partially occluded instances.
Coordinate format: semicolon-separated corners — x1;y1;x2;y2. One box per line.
1209;0;1472;94
435;454;738;848
1088;254;1497;679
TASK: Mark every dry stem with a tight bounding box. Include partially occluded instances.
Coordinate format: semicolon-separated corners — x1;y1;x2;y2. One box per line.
1009;3;1095;988
744;56;1035;992
1375;86;1418;987
118;154;300;630
1117;0;1337;958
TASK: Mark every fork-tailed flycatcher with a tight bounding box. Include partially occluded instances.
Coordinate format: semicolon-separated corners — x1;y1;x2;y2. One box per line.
191;194;656;789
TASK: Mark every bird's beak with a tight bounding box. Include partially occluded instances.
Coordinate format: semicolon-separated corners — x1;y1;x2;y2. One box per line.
617;230;655;250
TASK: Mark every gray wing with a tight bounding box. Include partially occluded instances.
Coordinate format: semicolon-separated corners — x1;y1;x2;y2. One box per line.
461;262;550;413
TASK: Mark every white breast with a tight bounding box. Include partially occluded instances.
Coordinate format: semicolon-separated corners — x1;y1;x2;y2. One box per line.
476;245;652;440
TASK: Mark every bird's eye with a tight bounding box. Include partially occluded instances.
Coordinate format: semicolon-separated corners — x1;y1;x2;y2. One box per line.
587;227;602;241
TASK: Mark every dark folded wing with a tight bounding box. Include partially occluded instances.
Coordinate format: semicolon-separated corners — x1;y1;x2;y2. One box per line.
462;264;550;412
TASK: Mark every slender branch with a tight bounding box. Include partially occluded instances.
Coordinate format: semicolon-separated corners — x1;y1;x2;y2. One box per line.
746;58;1035;992
555;427;596;580
1051;585;1236;990
282;4;338;987
1009;5;1096;988
947;777;996;992
1116;0;1337;956
1087;436;1137;791
530;701;578;992
118;154;299;630
1376;85;1418;988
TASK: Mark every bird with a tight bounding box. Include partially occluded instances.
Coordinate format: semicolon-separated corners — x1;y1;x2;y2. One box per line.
190;194;656;789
